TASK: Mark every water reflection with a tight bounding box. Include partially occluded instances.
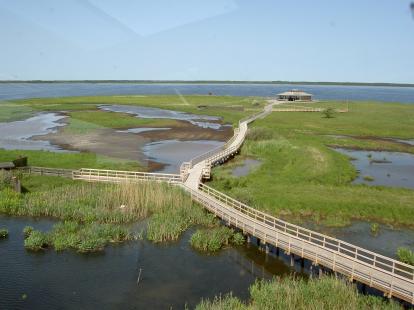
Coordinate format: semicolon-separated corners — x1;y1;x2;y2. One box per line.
0;216;297;310
143;139;224;173
232;158;262;177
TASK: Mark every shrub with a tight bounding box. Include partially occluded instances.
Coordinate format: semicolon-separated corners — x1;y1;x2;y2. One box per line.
232;232;245;245
322;107;335;118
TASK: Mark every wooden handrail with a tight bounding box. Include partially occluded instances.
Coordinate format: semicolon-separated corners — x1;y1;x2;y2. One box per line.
182;183;414;303
197;183;414;281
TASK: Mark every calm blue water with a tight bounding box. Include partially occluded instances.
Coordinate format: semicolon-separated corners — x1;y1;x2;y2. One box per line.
0;83;413;103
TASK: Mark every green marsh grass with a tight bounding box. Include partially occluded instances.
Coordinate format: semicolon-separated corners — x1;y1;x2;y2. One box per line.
1;181;194;224
26;221;131;253
1;177;215;250
190;227;245;252
396;247;414;266
210;101;414;228
0;102;33;122
0;170;13;190
0;149;141;171
23;226;34;238
370;223;380;236
14;95;264;126
196;276;401;310
24;231;49;251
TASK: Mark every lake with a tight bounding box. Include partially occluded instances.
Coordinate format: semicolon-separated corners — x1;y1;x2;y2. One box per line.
0;82;414;103
0;216;301;309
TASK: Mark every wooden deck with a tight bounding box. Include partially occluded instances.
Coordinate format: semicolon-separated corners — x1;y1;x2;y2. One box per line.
26;101;414;304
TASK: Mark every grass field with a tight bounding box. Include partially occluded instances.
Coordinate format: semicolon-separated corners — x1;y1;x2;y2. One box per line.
210;101;414;228
0;149;141;171
12;95;264;125
0;102;33;122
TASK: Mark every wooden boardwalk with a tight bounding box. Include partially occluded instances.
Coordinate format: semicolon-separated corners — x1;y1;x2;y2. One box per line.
180;101;414;304
27;101;414;304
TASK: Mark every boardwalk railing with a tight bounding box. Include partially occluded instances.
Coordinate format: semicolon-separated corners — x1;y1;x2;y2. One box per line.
19;166;74;178
73;168;182;184
183;183;414;304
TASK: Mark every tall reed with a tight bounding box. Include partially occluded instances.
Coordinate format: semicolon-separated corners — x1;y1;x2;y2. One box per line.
196;276;401;309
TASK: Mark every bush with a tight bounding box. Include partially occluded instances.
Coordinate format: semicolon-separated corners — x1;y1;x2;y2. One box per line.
232;232;245;245
322;107;335;118
0;228;8;238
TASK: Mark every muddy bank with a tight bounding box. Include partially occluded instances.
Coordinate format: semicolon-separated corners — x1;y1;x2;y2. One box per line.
325;134;414;153
0;113;69;152
37;119;232;173
99;105;224;129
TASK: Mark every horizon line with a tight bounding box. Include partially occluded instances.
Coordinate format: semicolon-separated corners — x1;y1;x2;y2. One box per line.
0;80;414;87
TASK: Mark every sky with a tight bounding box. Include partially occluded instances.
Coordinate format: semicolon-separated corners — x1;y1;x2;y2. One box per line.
0;0;413;83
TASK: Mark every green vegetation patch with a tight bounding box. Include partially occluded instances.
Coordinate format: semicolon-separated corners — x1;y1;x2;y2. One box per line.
0;102;33;122
397;247;414;266
210;101;414;228
0;149;141;171
0;176;216;251
196;276;401;310
24;221;130;253
13;95;264;125
190;226;245;252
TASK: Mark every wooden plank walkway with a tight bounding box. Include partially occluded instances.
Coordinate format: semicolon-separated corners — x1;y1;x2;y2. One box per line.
180;101;414;304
